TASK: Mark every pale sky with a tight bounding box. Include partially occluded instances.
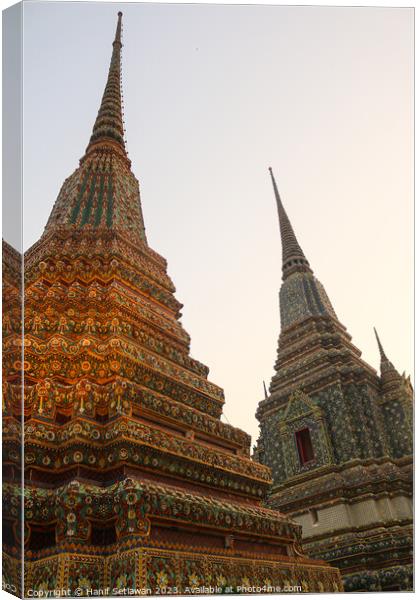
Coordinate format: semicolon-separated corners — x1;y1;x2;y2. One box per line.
18;1;413;444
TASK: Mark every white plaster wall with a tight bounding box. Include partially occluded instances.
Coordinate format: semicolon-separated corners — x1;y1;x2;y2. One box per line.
391;495;413;520
348;498;379;527
376;496;394;521
295;493;413;539
294;503;351;538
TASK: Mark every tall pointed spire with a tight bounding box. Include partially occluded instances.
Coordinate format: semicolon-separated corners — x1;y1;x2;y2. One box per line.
374;327;398;376
374;327;387;362
263;380;268;399
269;167;312;280
42;12;147;244
85;11;126;157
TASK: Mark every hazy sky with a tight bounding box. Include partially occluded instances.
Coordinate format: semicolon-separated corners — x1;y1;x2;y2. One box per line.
20;1;413;444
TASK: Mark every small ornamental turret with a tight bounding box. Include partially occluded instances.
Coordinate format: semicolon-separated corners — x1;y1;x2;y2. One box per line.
373;327;413;457
374;327;403;389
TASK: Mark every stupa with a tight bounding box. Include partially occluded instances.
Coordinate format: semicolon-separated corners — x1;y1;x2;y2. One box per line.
2;13;342;596
254;169;413;591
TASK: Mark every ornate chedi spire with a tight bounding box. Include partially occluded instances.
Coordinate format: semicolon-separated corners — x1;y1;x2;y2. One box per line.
269;167;312;280
86;12;126;156
374;327;407;394
374;327;397;373
255;167;413;591
42;12;146;245
2;14;343;595
268;167;337;332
